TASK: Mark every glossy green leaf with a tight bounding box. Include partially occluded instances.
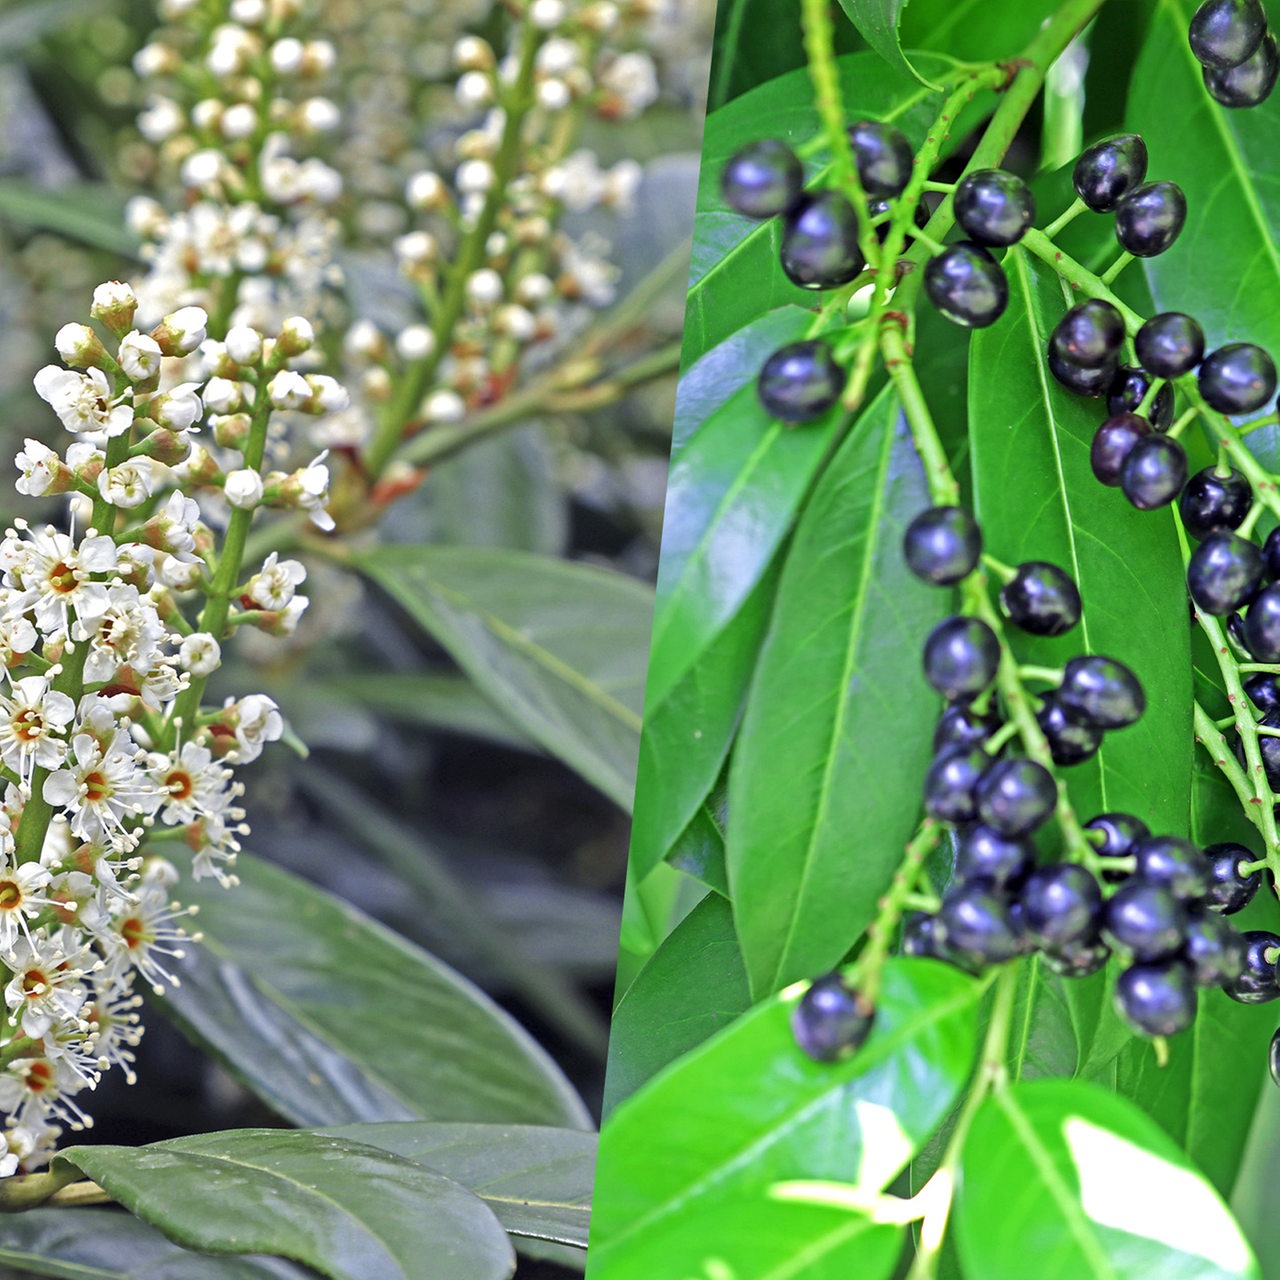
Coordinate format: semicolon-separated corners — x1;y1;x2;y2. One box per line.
897;0;1061;63
0;1209;309;1279
727;387;947;995
158;846;592;1130
588;1195;904;1280
969;246;1193;832
835;0;938;87
955;1079;1261;1279
355;547;650;809
314;1122;594;1249
57;1130;515;1280
666;780;730;895
603;893;751;1115
590;960;981;1264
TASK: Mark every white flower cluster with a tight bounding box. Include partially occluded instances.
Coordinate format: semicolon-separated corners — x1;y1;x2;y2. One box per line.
0;280;346;1173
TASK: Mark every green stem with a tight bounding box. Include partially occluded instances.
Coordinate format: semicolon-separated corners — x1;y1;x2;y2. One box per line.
0;1164;81;1212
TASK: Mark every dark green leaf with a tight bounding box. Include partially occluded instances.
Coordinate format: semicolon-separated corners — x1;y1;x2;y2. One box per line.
603;893;751;1115
313;1122;594;1249
158;846;591;1130
897;0;1060;63
726;387;946;995
835;0;938;87
589;960;981;1265
57;1131;515;1280
0;180;138;256
0;1209;308;1279
355;547;650;809
666;783;730;895
955;1078;1261;1279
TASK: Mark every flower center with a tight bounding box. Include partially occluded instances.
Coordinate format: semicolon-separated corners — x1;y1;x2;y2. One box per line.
47;561;78;594
26;1060;52;1093
21;968;47;999
13;710;44;742
121;916;147;950
0;880;20;910
84;770;111;804
166;770;193;800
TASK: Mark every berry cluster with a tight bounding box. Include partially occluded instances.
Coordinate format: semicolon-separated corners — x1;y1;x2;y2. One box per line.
1189;0;1279;107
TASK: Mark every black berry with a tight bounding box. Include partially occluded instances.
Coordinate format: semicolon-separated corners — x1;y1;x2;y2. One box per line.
1020;863;1103;951
1043;938;1111;978
954;824;1035;889
1222;929;1280;1003
1086;811;1150;882
1203;843;1261;914
1244;673;1280;716
1186;532;1265;616
974;757;1057;837
1132;835;1212;902
933;703;1002;753
902;910;943;958
1051;299;1127;368
1050;349;1119;397
937;883;1022;967
1205;30;1280;106
1120;433;1188;510
922;616;1000;700
1198;342;1278;415
780;191;865;290
1037;697;1104;767
924;745;989;823
953;169;1035;247
924;242;1008;328
1073;133;1148;213
1104;881;1188;961
1136;312;1206;379
1256;710;1280;790
847;120;914;198
903;506;982;585
1182;911;1247;986
1179;466;1253;539
1001;561;1082;636
1091;413;1153;486
868;195;930;246
1058;654;1146;729
1115;181;1187;257
1115;961;1197;1036
1107;366;1174;430
1244;582;1280;661
1264;526;1280;578
721;139;805;219
1269;1027;1280;1087
1188;0;1267;70
757;340;847;423
791;972;875;1061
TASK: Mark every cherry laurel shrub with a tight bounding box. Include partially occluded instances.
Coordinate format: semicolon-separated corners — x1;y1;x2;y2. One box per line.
592;0;1280;1277
0;0;710;1275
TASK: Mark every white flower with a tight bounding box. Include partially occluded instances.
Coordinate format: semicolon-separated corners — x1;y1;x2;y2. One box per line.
0;524;119;642
224;469;264;509
0;677;76;786
0;1130;19;1178
599;52;660;117
160;306;209;354
224;325;263;366
117;332;163;383
149;382;204;432
246;553;306;611
43;728;162;845
33;367;133;439
14;441;61;498
292;452;333;531
54;324;101;365
75;585;167;684
0;617;37;669
144;493;201;560
98;461;155;509
0;856;54;952
395;326;436;362
227;694;282;763
202;377;242;415
178;633;221;677
2;936;89;1040
305;375;349;413
266;370;310;410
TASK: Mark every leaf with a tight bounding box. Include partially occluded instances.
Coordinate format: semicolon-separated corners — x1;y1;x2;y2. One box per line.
589;959;981;1265
1128;0;1280;467
589;1196;904;1280
355;547;650;810
0;1209;310;1279
157;846;592;1130
969;246;1193;833
666;786;730;894
0;180;138;256
57;1130;515;1280
602;893;751;1115
834;0;939;88
955;1078;1261;1279
313;1122;594;1250
897;0;1062;63
726;387;947;995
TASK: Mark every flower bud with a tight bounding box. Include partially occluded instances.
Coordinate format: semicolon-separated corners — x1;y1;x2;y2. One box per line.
54;324;109;369
276;316;314;357
149;382;204;432
90;281;139;336
224;469;265;508
133;428;192;466
152;306;209;356
179;632;222;676
212;413;253;450
202;377;242;416
266;370;310;410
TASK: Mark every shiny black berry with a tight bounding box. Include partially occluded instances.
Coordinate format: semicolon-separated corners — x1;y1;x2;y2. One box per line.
1182;911;1247;986
1091;413;1153;485
1205;30;1280;106
1222;929;1280;1003
1057;655;1146;729
1244;673;1280;716
1198;342;1278;415
1120;433;1187;510
1107;366;1174;430
923;745;989;823
953;169;1035;247
1264;526;1280;579
1043;938;1111;978
1228;610;1255;657
791;972;875;1061
868;195;930;246
1037;697;1103;767
1115;961;1197;1036
721;139;805;219
923;616;1000;700
902;910;943;958
757;340;847;423
1179;466;1253;539
1256;709;1280;790
1269;1027;1280;1087
1186;532;1265;616
937;883;1022;967
1243;582;1280;661
1104;881;1188;961
1204;842;1263;913
780;191;865;290
924;242;1008;328
1087;811;1150;882
1189;0;1267;70
1051;299;1127;368
974;757;1057;837
1132;835;1212;902
848;120;914;198
1050;349;1119;397
1020;863;1103;951
1136;312;1206;379
954;824;1035;889
1000;562;1082;637
903;506;982;585
933;703;1002;753
1115;181;1187;257
1073;133;1148;213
